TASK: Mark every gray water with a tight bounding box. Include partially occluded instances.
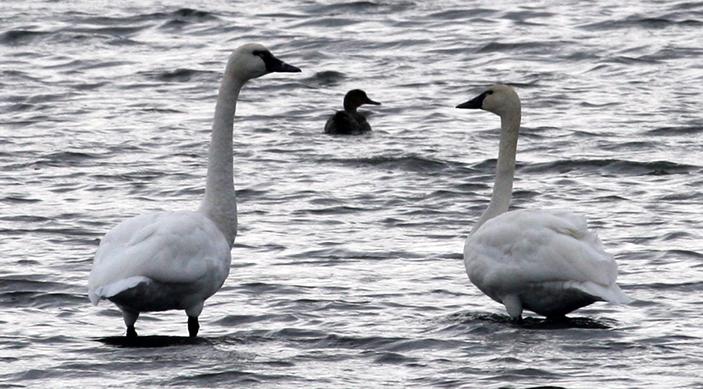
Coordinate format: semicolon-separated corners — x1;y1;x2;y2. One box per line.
2;1;703;387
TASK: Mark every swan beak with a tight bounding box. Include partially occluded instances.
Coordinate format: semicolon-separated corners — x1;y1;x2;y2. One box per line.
271;59;301;73
267;56;302;73
456;94;484;109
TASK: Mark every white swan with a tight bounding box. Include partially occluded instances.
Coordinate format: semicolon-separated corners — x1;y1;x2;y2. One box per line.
88;43;301;337
457;84;631;321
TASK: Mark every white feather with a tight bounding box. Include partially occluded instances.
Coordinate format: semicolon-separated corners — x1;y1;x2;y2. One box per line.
86;44;299;335
88;211;231;311
458;85;630;319
465;209;631;313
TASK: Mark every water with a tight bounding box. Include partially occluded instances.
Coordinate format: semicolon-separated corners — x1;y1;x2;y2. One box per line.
1;1;702;387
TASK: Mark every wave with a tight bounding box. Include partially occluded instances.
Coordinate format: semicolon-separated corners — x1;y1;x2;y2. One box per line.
320;154;472;174
159;8;219;29
306;70;346;87
477;40;561;54
646;125;703;136
168;370;301;386
1;8;217;47
580;15;703;30
0;290;85;308
0;29;50;45
213;313;299;326
80;8;216;26
644;281;703;292
140;68;217;82
520;158;697;175
303;1;413;15
428;8;497;20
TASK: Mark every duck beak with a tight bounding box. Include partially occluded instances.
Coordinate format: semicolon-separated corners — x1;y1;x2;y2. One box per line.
365;97;381;105
456;93;485;109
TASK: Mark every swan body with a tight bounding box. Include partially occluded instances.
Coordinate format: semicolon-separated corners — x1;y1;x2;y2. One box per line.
458;84;630;320
324;89;380;135
88;43;300;337
88;212;230;311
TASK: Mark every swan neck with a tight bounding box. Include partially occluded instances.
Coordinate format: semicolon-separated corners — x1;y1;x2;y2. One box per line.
473;110;521;232
200;73;243;246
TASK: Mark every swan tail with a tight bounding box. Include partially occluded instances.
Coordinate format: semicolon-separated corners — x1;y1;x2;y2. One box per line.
89;276;152;306
576;281;633;305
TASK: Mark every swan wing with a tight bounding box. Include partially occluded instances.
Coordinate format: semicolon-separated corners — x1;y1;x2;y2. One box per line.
465;209;625;302
88;211;231;304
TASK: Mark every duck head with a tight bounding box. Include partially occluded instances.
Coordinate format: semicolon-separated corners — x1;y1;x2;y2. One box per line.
343;89;381;112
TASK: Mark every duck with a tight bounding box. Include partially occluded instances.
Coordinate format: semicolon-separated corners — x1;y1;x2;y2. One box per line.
88;43;301;338
457;84;631;321
324;89;380;135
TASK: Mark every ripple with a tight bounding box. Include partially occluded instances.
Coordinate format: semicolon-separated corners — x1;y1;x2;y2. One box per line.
306;70;346;87
167;370;303;386
646;125;703;136
0;29;50;45
140;68;217;82
0;291;85;309
580;15;703;30
320;154;472;174
521;158;696;175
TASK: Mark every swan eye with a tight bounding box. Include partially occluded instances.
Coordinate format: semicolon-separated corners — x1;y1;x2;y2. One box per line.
486;90;494;95
252;50;271;60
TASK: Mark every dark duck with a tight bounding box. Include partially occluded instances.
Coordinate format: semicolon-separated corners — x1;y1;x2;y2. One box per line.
324;89;380;135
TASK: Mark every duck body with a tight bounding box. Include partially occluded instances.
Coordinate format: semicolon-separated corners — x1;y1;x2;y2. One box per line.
324;89;380;135
324;110;372;134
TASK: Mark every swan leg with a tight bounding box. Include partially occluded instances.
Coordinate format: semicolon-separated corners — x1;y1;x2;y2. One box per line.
123;310;139;338
185;302;203;337
503;294;523;322
188;316;199;338
126;325;137;338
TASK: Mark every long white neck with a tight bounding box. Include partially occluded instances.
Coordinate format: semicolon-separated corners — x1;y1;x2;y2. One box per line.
472;110;521;233
199;72;243;246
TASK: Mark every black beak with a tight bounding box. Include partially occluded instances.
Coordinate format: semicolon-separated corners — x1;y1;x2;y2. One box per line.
268;57;301;73
456;92;486;109
365;97;381;105
257;50;302;73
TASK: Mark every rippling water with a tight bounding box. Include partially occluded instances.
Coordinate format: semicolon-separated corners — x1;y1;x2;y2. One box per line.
2;1;703;387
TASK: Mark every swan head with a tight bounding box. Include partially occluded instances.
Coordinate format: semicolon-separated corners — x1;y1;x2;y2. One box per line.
226;43;301;81
343;89;381;112
456;84;520;117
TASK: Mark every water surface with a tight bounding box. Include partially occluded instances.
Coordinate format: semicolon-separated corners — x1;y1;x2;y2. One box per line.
1;1;702;387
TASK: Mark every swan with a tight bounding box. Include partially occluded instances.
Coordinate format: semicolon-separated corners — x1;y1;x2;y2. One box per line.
88;43;301;337
324;89;380;135
457;84;631;321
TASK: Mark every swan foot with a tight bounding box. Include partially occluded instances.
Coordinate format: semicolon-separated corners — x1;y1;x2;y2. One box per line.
188;316;199;338
126;325;138;338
